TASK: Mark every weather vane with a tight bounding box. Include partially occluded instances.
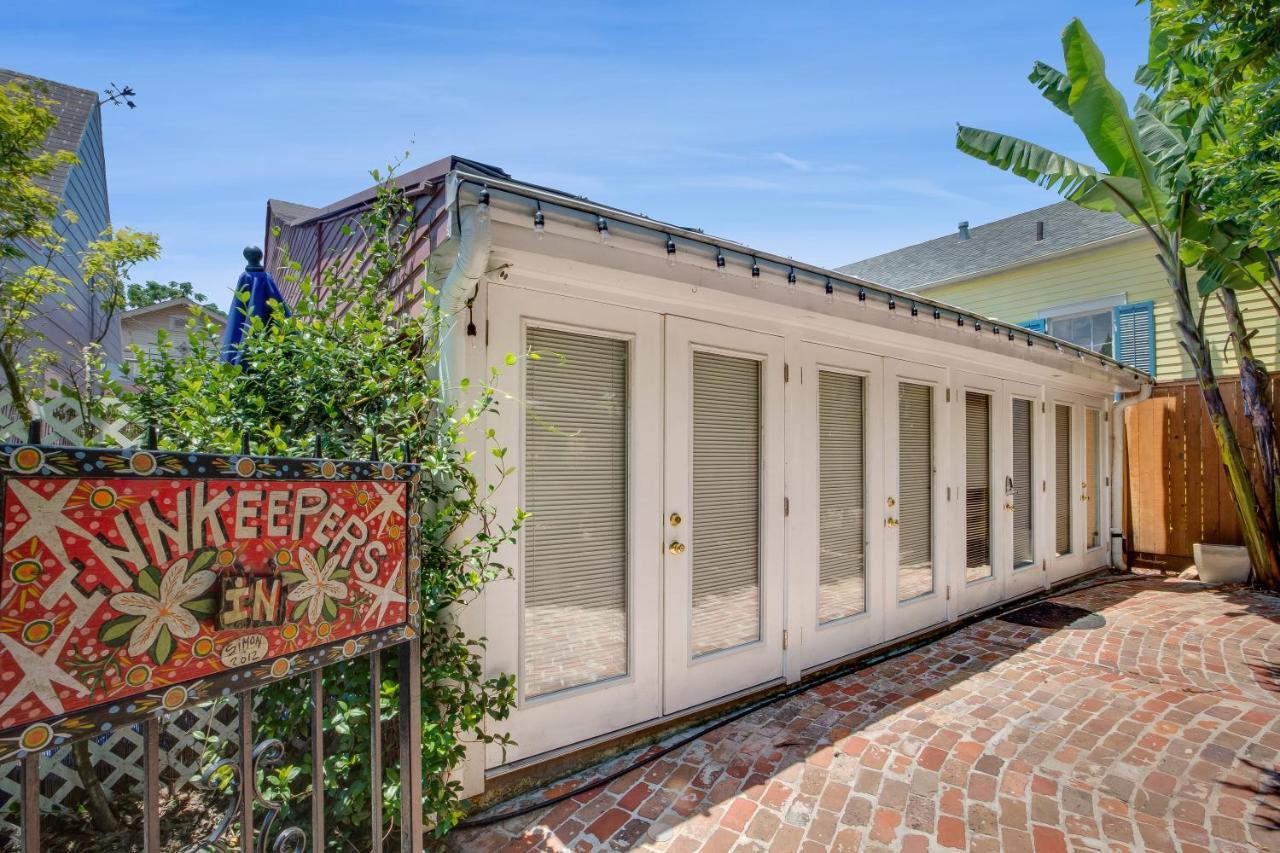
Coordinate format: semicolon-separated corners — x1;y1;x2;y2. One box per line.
99;82;137;109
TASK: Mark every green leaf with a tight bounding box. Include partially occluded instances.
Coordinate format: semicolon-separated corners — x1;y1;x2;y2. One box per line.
151;624;175;666
1028;61;1072;114
323;597;338;621
1061;18;1166;217
99;614;144;647
183;597;219;617
955;126;1100;195
135;566;162;598
189;548;217;575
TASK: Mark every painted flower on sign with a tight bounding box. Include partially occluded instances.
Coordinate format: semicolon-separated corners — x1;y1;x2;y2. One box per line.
284;546;349;624
100;550;219;666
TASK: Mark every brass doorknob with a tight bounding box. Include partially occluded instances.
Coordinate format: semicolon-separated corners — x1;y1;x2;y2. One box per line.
669;512;682;527
668;541;686;555
1005;503;1015;512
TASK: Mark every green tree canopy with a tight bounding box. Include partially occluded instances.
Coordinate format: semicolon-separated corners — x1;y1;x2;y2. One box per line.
125;279;209;309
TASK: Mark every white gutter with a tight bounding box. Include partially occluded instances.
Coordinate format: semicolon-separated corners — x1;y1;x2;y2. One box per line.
1110;382;1153;569
438;173;493;390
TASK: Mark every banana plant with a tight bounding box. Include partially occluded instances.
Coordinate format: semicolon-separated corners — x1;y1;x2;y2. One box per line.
955;18;1280;590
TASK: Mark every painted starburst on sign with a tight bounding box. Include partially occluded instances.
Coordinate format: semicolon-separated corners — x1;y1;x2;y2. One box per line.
3;480;95;569
0;628;87;724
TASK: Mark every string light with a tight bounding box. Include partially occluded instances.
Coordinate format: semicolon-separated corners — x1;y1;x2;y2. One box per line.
825;278;834;304
888;294;896;311
533;202;545;239
910;301;919;317
596;216;610;242
476;188;490;224
750;257;761;284
957;316;965;327
858;287;866;302
933;307;941;320
666;235;677;266
787;267;797;289
716;249;726;276
975;320;982;332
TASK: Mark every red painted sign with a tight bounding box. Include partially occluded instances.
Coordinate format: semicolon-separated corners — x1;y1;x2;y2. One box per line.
0;469;409;733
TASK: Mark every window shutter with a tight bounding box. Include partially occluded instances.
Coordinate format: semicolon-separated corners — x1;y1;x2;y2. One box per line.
1113;302;1155;373
897;382;934;600
691;351;762;656
523;327;629;697
1011;398;1035;567
1054;403;1072;556
1019;319;1046;333
818;371;866;622
964;392;992;579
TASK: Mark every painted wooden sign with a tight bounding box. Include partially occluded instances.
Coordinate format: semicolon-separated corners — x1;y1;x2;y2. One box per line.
0;444;419;751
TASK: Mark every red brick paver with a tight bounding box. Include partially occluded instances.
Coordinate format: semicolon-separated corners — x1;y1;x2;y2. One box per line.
450;577;1280;851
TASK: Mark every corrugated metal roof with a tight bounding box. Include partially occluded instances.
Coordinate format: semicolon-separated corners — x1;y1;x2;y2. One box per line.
0;68;98;197
837;201;1141;291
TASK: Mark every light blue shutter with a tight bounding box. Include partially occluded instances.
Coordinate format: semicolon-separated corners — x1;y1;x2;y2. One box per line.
1019;319;1046;333
1113;302;1155;373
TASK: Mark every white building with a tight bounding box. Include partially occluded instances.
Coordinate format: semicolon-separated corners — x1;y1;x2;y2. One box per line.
119;297;226;368
265;157;1151;797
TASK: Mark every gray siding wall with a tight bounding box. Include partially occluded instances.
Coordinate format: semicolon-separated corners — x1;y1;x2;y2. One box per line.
19;105;117;376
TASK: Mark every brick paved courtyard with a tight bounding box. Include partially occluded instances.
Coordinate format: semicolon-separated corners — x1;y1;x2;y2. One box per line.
452;576;1280;852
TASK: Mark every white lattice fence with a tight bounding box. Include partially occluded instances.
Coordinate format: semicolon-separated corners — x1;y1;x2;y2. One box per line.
0;391;237;811
1;392;141;447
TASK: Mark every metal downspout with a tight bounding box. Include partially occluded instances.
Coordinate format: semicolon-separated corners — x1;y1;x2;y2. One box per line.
438;173;492;390
1110;382;1153;569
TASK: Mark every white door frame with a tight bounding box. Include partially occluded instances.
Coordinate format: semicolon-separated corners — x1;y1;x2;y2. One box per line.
787;341;886;673
485;286;664;764
883;358;950;639
951;371;1006;614
1005;380;1049;598
1045;391;1085;584
662;316;786;713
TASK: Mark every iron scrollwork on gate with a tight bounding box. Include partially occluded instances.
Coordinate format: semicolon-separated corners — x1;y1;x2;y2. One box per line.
0;443;424;852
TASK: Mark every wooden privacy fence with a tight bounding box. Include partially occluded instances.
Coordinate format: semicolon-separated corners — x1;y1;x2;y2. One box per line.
1124;374;1280;569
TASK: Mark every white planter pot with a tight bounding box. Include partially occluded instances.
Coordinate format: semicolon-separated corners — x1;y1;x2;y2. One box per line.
1193;543;1252;584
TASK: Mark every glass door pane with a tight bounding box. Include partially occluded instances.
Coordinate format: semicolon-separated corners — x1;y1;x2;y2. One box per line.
1086;408;1102;548
1054;403;1073;556
897;382;933;601
964;391;992;582
691;351;761;655
1011;398;1035;568
818;370;866;622
523;328;628;697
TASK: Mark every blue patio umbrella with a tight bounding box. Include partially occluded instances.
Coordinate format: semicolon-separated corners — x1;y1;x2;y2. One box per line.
220;246;290;365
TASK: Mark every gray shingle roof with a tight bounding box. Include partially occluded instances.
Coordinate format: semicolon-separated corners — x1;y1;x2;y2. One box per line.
0;69;98;196
837;201;1140;291
268;199;321;224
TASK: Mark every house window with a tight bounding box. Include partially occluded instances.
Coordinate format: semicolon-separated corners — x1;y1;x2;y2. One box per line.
1021;299;1155;373
1047;309;1113;358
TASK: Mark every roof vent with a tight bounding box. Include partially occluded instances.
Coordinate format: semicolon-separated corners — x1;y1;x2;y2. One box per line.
957;221;970;240
1035;220;1045;241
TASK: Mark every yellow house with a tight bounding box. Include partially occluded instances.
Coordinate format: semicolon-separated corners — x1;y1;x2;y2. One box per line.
839;201;1278;381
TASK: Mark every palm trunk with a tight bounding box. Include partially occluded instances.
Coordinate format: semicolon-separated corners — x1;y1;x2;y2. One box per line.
1168;264;1280;589
1219;288;1280;533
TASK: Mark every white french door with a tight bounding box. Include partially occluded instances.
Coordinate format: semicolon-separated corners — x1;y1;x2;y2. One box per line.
883;359;949;638
952;377;1046;613
952;372;1005;613
789;343;885;671
662;317;786;712
1046;393;1083;584
1006;381;1048;598
486;288;664;763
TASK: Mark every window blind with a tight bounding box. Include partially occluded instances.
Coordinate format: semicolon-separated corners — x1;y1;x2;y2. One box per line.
897;382;933;601
1086;408;1101;549
818;370;866;622
1055;403;1072;556
691;351;761;656
1114;302;1155;373
522;327;628;697
964;391;992;581
1012;398;1035;568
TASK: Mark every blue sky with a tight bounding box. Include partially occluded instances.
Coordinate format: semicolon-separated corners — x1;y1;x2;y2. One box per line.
3;1;1151;305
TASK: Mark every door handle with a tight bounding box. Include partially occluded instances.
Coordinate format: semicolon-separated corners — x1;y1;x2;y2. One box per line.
1004;503;1015;512
669;512;682;527
668;541;686;555
884;517;898;527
